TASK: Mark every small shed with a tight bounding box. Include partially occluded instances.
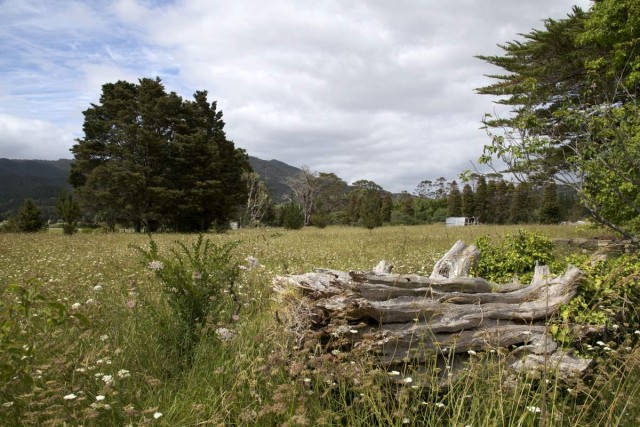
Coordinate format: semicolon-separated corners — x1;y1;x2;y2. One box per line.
446;217;479;227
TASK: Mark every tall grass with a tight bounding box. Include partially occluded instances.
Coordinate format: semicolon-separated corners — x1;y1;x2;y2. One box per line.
0;224;637;425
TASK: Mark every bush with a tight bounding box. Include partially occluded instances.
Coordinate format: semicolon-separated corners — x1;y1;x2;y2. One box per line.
472;230;555;283
282;203;304;230
133;236;242;363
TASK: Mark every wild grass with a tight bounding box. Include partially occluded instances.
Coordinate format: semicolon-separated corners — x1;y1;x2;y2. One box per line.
0;224;637;426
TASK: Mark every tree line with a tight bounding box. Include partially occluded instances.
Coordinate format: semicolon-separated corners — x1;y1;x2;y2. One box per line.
3;0;638;238
240;167;583;230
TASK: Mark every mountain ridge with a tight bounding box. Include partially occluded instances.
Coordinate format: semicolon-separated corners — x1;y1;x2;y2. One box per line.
0;156;301;220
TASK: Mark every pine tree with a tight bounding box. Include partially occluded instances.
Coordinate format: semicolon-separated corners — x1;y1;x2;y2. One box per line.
510;182;531;224
15;199;45;232
485;179;497;224
381;193;393;223
539;182;561;224
71;78;250;232
474;176;488;223
462;184;475;218
447;181;462;217
56;190;82;234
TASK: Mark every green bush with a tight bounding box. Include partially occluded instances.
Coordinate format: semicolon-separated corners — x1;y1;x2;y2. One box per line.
133;236;241;362
473;230;555;283
0;280;85;408
554;252;640;345
282;203;304;230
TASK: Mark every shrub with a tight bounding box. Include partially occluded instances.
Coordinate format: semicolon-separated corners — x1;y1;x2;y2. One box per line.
472;230;555;283
133;236;241;362
282;203;304;229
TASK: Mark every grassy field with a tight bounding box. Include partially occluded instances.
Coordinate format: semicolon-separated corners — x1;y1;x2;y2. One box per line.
1;224;638;426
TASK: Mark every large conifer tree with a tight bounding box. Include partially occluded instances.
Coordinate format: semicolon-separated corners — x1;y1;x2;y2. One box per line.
70;78;250;232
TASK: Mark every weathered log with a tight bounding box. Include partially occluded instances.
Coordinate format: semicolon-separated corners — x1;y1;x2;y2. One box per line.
429;240;479;279
272;240;592;379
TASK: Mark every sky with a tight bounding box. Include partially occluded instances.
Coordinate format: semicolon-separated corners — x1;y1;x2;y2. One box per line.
0;0;592;193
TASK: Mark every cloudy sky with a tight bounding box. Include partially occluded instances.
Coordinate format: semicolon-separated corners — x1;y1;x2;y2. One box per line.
0;0;591;192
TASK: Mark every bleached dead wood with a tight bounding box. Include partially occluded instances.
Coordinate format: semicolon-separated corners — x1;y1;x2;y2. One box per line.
272;240;592;379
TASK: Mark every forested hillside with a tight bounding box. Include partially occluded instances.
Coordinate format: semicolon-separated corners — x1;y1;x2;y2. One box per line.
0;157;299;221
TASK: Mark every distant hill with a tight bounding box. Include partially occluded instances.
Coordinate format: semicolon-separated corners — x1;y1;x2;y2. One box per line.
0;159;72;220
0;157;300;220
248;156;301;201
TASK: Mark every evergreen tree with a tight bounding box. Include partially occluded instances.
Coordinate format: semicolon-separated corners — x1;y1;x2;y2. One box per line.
381;193;393;223
15;199;45;232
71;77;250;232
539;182;561;224
282;203;304;230
360;189;382;230
493;180;512;224
510;182;531;224
56;190;82;234
485;179;497;224
474;176;488;223
461;184;475;217
447;181;462;217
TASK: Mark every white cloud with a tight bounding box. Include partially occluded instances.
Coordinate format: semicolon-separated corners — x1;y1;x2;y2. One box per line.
0;0;592;191
0;113;75;159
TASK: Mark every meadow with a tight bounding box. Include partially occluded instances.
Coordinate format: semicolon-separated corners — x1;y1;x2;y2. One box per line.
1;224;639;426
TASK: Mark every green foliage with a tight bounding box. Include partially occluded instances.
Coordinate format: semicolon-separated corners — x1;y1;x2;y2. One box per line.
282;203;305;230
71;77;250;232
476;2;640;241
56;190;82;234
0;280;84;407
14;199;45;232
472;230;555;283
133;236;241;360
447;181;462;217
556;253;640;345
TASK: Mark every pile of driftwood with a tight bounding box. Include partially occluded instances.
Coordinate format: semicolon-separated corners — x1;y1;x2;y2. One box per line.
272;241;592;380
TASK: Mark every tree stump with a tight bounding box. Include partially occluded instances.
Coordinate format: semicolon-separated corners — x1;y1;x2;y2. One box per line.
272;240;592;381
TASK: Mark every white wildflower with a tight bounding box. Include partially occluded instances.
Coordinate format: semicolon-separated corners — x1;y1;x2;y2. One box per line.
96;395;106;401
2;402;14;407
93;285;103;291
100;334;109;341
596;341;606;346
71;302;81;309
215;327;234;342
153;412;163;419
526;406;541;413
389;370;400;376
148;260;164;271
102;374;113;385
402;377;413;384
350;329;358;334
63;393;77;400
331;349;341;356
245;256;259;269
402;418;410;424
467;349;477;356
86;298;95;304
435;402;445;408
117;369;131;378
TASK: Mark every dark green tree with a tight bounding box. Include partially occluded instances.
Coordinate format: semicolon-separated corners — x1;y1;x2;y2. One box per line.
447;181;462;217
360;190;382;230
484;179;497;224
476;0;640;240
510;182;531;224
15;199;45;232
56;190;82;234
461;184;475;218
381;192;393;223
70;77;250;232
474;176;488;223
539;182;561;224
282;203;304;230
